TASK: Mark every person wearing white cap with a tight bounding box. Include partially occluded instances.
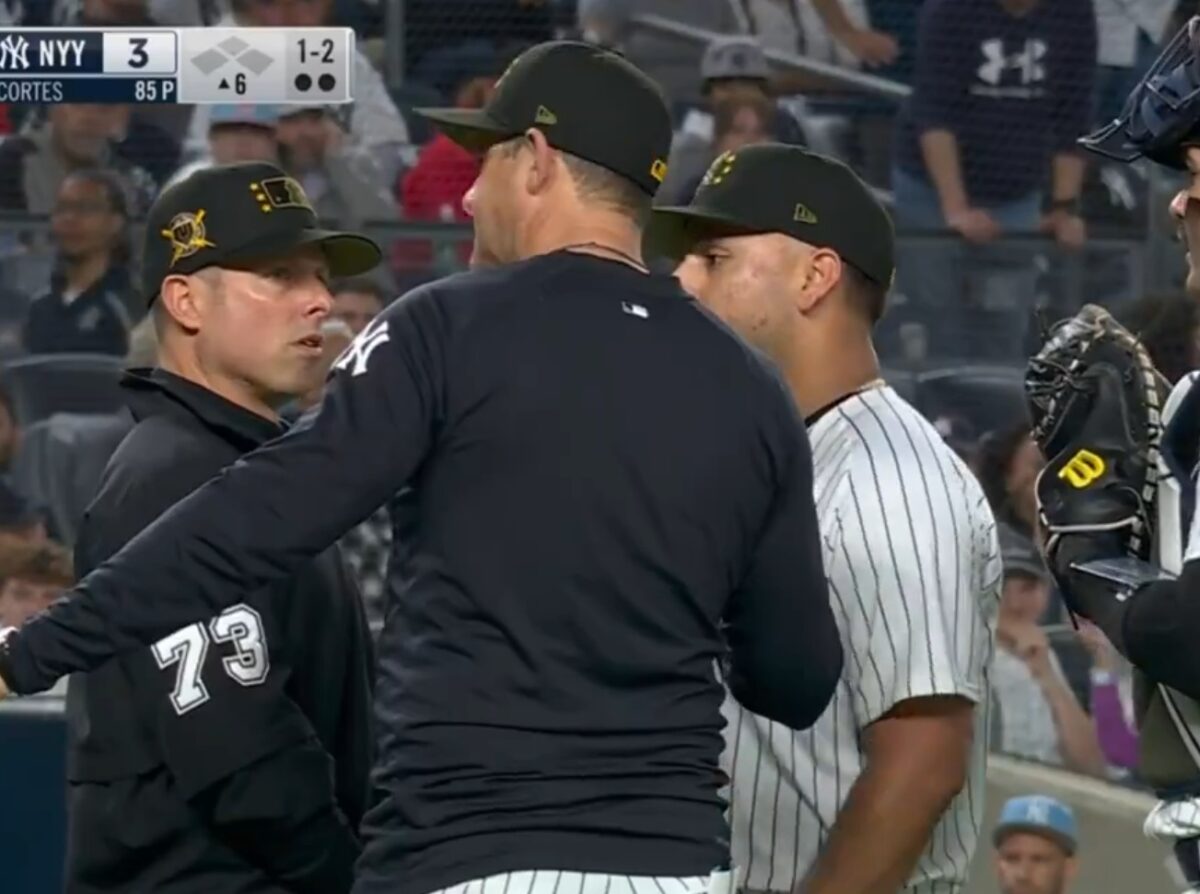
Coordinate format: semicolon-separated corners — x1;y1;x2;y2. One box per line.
162;104;282;191
993;795;1080;894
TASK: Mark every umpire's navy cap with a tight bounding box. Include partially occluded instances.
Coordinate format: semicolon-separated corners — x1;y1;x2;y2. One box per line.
142;162;382;305
646;143;896;288
413;40;673;196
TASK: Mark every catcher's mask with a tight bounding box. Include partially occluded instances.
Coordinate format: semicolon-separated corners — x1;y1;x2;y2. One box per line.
1080;16;1200;170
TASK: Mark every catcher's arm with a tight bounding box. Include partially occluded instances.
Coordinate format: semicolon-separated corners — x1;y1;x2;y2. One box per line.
1057;543;1200;701
1028;304;1200;698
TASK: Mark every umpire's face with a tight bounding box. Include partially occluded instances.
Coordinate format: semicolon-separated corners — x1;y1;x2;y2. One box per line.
1172;148;1200;298
158;245;334;412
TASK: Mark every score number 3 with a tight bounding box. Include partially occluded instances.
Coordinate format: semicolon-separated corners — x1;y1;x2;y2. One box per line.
127;37;149;69
152;604;270;715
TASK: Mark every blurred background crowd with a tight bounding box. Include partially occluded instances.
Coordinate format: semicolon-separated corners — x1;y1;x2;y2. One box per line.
0;0;1197;890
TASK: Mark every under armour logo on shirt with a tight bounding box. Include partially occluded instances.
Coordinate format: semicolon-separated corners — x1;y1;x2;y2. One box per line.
977;38;1046;86
334;318;390;377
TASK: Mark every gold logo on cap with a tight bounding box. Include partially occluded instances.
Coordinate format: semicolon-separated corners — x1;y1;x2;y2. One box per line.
701;151;736;187
793;203;818;224
534;105;557;126
249;177;314;214
650;159;668;183
161;209;216;266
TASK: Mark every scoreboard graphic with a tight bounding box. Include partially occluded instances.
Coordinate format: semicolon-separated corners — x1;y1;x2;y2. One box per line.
0;28;355;105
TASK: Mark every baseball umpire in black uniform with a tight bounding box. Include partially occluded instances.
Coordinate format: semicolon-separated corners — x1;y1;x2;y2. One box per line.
0;42;841;894
63;162;380;893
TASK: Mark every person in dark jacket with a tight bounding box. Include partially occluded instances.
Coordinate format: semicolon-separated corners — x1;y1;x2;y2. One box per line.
61;161;382;893
23;168;139;356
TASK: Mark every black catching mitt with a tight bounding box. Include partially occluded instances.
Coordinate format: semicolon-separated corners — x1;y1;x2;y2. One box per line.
1025;304;1168;581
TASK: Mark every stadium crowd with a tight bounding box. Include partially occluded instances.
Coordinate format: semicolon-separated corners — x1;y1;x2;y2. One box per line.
0;2;1196;890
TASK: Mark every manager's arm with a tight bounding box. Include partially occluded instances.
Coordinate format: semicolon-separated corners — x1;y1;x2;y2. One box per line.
724;402;842;730
0;288;447;696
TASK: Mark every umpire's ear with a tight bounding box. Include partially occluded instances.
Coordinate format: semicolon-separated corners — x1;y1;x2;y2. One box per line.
157;271;206;335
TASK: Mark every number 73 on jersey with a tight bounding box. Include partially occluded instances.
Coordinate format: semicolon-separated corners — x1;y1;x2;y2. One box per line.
151;604;270;716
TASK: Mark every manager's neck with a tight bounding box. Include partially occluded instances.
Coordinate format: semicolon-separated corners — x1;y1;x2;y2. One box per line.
526;209;647;272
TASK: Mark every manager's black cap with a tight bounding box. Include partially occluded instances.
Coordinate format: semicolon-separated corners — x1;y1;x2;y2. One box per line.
647;144;896;287
142;162;382;304
414;40;673;196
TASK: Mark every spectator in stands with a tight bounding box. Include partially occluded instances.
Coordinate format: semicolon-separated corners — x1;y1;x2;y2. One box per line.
331;276;387;335
0;378;19;477
992;527;1107;775
23;169;137;357
806;0;901;68
277;105;399;228
329;277;390;630
657;36;805;205
976;421;1044;541
993;795;1080;894
1077;620;1139;772
405;0;556;102
0;481;47;543
394;41;525;280
1121;291;1200;385
575;0;742;107
890;0;1097;360
672;94;775;203
1093;0;1174;128
190;0;412;185
0;104;156;216
399;42;524;222
165;104;282;190
0;536;72;629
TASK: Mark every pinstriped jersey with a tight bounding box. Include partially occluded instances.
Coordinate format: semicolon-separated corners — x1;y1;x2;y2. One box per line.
720;385;1001;893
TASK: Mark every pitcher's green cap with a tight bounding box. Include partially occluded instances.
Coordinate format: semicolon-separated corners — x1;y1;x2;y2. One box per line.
647;143;896;287
414;40;673;196
142;162;381;305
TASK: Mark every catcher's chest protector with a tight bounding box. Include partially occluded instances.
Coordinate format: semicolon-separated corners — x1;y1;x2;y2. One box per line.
1142;372;1200;791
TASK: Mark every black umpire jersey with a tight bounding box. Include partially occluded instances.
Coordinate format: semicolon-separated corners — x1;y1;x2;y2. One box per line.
64;369;375;894
3;251;842;894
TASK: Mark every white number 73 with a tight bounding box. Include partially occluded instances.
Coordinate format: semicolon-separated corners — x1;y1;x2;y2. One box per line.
151;604;270;715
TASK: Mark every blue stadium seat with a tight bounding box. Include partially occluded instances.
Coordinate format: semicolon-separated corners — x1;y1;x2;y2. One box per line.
2;354;125;427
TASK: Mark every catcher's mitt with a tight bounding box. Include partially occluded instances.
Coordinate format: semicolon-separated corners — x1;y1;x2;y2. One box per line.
1025;304;1168;583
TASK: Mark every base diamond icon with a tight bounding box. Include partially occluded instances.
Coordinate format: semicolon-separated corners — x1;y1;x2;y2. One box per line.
238;49;273;75
190;37;275;77
218;36;250;56
191;47;226;75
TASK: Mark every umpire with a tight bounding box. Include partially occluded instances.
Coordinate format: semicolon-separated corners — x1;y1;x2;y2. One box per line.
64;162;379;893
0;41;842;894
